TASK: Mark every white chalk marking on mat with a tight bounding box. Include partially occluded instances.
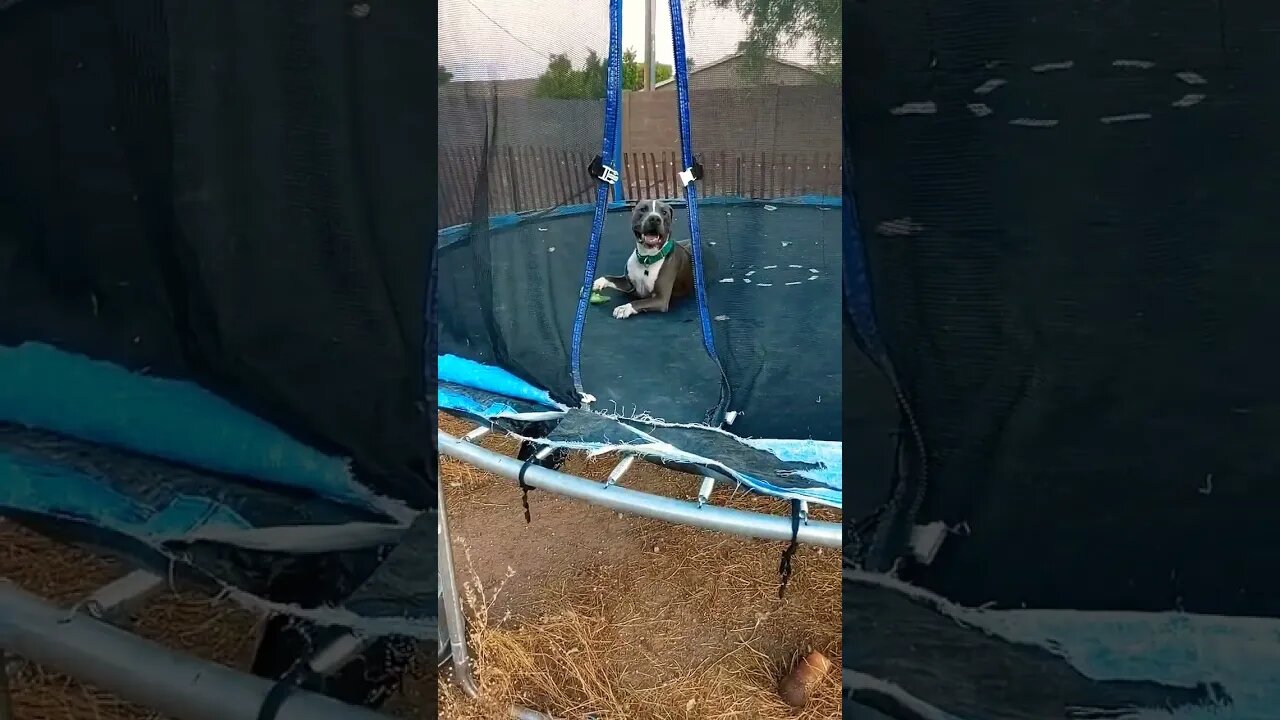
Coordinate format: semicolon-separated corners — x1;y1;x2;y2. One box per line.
714;314;729;321
743;278;751;283
1113;59;1155;69
718;277;734;283
789;264;803;268
1177;71;1208;85
968;103;993;118
756;283;773;287
764;264;778;269
746;270;756;276
709;241;717;245
809;275;819;280
1100;113;1152;124
1172;93;1206;108
1032;60;1074;73
890;101;937;116
538;227;548;232
785;281;802;286
763;204;778;211
548;246;555;252
973;78;1006;94
808;268;819;274
1009;117;1059;128
781;241;791;246
876;218;924;236
1199;473;1214;495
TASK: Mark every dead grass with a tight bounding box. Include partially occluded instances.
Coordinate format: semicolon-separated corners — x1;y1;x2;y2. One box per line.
438;414;841;720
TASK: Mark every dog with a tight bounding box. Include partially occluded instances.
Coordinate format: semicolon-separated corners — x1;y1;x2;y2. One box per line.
591;199;694;319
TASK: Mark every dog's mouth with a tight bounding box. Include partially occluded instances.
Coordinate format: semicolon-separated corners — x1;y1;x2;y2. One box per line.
638;233;665;249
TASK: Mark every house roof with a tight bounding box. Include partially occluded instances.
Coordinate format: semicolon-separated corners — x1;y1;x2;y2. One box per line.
650;52;820;89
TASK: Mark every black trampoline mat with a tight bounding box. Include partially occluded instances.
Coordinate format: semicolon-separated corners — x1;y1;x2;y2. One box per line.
439;202;841;440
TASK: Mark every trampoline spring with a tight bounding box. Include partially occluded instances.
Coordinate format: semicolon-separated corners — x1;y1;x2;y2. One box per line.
81;570;164;623
605;455;635;487
697;477;716;507
462;426;491;444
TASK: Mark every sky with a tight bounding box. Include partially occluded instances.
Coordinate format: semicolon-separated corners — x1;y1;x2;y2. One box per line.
439;0;816;81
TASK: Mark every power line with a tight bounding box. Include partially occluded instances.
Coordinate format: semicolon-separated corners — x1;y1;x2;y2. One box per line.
461;0;552;61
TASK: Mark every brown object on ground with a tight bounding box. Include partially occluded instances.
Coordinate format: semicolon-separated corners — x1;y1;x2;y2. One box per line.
778;650;835;708
438;414;841;720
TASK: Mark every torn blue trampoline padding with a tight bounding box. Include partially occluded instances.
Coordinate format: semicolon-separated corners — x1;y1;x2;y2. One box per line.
0;453;252;539
848;572;1280;720
0;342;383;514
438;354;560;410
437;386;517;419
439;375;842;508
742;437;842;499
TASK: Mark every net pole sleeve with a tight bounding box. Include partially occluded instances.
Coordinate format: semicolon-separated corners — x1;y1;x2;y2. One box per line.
667;0;731;422
568;0;625;402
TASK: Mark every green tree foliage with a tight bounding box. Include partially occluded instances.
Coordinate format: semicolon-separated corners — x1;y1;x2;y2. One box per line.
704;0;840;75
438;64;453;85
533;48;674;99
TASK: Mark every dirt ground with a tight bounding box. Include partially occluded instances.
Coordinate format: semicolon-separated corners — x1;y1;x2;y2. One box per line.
437;414;841;720
0;413;840;720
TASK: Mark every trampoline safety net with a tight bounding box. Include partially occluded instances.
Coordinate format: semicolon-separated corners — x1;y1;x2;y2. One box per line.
846;2;1280;718
438;0;843;484
0;0;435;642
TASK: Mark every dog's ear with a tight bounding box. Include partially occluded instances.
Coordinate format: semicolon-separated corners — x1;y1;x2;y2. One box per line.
660;202;673;219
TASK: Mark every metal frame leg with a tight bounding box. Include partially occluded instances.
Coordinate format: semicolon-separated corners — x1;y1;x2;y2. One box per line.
438;482;479;697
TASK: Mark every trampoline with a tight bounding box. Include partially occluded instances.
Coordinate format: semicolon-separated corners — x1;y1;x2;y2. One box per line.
438;0;842;699
0;2;434;719
845;1;1280;718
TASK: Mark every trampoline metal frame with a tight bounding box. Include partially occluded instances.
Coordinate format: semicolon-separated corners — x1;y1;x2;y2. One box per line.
437;423;842;697
0;569;392;720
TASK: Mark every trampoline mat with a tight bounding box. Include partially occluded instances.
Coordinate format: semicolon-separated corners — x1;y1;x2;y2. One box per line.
438;201;841;441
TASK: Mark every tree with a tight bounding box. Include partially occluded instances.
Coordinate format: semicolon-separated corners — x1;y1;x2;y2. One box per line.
703;0;839;73
533;48;674;98
438;64;453;85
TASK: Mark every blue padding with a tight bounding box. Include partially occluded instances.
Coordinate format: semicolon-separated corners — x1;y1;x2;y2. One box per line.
441;375;842;507
438;354;559;409
0;343;378;511
437;196;842;246
437;385;517;419
0;452;251;539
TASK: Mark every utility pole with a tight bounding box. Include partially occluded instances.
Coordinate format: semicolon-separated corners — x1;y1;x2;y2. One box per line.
644;0;655;90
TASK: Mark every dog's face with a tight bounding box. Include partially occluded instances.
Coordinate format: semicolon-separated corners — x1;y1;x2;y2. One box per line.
630;199;673;251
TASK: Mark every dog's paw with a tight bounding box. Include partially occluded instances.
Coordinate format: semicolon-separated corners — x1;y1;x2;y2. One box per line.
612;303;637;319
592;277;612;292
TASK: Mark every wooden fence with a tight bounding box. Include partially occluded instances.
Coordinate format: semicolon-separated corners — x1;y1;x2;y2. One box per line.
438;145;841;228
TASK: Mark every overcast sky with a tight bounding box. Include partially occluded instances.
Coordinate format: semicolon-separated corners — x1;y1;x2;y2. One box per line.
439;0;816;81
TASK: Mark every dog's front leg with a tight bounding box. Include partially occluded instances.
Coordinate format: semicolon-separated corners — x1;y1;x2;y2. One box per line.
612;293;670;319
593;274;634;294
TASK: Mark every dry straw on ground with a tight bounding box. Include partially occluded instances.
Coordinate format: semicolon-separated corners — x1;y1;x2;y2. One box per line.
438;414;841;720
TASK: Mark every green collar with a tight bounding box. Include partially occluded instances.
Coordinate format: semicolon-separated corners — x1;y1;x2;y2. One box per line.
636;238;674;265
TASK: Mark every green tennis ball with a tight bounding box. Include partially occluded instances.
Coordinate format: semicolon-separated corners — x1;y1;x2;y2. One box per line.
589;291;609;304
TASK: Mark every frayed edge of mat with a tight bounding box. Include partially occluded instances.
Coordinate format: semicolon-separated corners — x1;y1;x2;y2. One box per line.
503;422;842;508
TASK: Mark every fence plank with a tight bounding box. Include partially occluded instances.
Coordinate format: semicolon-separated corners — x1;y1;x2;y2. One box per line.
438;144;839;226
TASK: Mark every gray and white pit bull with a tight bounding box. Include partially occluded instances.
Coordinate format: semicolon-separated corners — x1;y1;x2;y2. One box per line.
591;199;694;319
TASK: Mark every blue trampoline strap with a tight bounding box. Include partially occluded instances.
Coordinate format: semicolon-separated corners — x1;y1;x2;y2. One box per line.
668;0;732;423
568;0;624;400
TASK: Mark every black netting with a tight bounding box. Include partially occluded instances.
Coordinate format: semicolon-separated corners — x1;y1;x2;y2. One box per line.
438;0;842;440
0;0;433;507
848;0;1280;619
